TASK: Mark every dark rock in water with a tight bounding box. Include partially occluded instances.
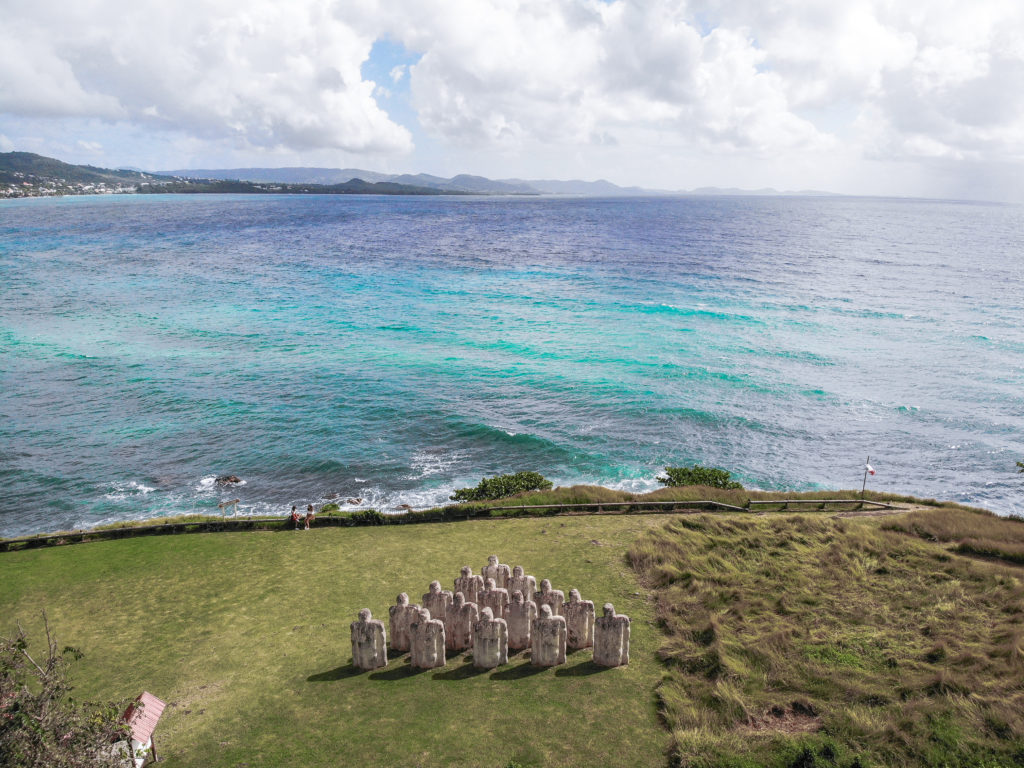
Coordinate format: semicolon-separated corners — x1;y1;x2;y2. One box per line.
394;503;414;511
216;475;241;485
346;497;363;505
325;492;339;500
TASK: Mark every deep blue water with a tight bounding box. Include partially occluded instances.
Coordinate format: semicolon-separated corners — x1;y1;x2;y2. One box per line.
1;193;1022;537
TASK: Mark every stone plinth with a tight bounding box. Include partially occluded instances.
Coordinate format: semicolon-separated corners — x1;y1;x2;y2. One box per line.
506;590;538;650
444;592;479;652
480;578;510;619
564;588;595;650
350;609;388;670
531;604;567;667
481;555;511;590
410;608;446;669
388;593;421;653
594;603;630;667
534;579;565;616
507;566;536;599
423;580;454;621
473;607;508;669
454;565;484;605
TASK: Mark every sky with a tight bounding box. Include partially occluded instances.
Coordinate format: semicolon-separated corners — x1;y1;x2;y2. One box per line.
1;0;1023;201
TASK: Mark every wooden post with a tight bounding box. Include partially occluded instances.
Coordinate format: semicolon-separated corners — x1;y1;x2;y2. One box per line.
861;456;870;500
218;499;240;517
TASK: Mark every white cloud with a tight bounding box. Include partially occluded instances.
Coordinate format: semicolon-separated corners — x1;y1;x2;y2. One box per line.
0;0;412;155
1;0;1022;198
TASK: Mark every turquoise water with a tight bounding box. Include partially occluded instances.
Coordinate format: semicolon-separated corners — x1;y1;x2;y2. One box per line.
1;193;1022;536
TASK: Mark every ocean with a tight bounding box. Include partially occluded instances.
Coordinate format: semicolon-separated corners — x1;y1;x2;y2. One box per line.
1;193;1021;537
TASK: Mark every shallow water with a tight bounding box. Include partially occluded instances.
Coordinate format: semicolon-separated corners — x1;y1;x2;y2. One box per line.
1;193;1022;536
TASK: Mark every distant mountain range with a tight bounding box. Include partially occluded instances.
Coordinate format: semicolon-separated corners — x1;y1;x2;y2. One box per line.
3;151;840;199
159;166;675;196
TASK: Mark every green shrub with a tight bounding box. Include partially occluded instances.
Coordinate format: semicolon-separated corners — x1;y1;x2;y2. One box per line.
347;509;386;526
450;471;553;502
657;465;743;490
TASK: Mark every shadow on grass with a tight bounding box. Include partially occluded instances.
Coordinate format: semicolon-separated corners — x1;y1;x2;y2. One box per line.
433;662;488;680
387;648;408;661
490;662;548;680
307;664;366;682
554;659;605;677
369;663;429;681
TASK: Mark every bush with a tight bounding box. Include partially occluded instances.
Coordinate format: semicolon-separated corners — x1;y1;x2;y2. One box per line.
1;616;130;767
657;465;743;490
450;472;553;502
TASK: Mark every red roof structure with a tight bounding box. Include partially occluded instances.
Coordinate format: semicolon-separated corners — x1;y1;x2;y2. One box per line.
123;692;166;744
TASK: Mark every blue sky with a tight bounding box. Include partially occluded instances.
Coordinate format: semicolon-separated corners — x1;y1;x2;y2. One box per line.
2;0;1022;201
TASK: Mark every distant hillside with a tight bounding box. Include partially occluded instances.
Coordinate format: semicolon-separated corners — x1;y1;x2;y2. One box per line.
0;151;159;186
160;166;394;185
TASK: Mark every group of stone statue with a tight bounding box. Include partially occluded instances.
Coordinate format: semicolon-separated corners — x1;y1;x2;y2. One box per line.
350;555;630;673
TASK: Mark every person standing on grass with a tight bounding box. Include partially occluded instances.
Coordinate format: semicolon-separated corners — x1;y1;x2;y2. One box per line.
305;504;315;530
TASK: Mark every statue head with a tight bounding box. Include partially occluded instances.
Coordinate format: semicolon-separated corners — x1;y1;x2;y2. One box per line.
569;588;581;603
512;565;524;577
396;592;409;605
511;590;524;605
540;578;551;592
485;577;496;590
429;580;441;594
488;555;498;566
453;592;466;608
603;603;615;617
358;608;372;622
480;606;494;622
460;565;472;577
540;604;553;619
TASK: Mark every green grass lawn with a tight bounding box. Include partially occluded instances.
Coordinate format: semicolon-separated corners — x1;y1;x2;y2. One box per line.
0;515;673;768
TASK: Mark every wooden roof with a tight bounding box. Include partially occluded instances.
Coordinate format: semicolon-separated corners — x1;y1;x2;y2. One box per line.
123;691;166;744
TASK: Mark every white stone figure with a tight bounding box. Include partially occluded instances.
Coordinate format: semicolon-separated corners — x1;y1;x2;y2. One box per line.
472;607;509;669
593;603;631;667
534;579;565;616
422;580;454;621
410;608;447;669
531;604;567;667
350;609;388;670
388;593;421;653
455;565;484;605
444;592;479;652
481;554;511;590
506;590;538;650
507;565;536;599
563;588;596;650
479;577;510;619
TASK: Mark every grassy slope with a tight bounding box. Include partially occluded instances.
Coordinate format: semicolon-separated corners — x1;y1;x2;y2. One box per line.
0;515;671;768
628;509;1024;768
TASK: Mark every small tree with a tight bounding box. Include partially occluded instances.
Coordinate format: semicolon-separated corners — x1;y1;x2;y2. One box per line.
1;616;129;768
657;465;743;490
1018;461;1024;474
450;471;553;502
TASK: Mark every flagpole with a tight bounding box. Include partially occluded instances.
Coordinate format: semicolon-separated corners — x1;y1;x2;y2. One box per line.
861;455;870;499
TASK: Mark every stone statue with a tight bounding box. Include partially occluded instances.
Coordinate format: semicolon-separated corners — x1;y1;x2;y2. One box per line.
481;554;511;589
563;588;595;650
479;577;510;619
388;593;421;652
507;565;536;599
594;603;630;667
531;604;567;667
444;592;479;652
534;578;565;616
472;607;509;669
506;590;538;650
350;609;388;670
454;565;484;605
410;608;447;669
422;580;454;621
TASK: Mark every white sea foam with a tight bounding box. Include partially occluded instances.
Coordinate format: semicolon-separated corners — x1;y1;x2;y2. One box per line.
104;480;156;501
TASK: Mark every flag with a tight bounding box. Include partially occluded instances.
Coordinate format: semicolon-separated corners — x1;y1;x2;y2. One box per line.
865;464;875;476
